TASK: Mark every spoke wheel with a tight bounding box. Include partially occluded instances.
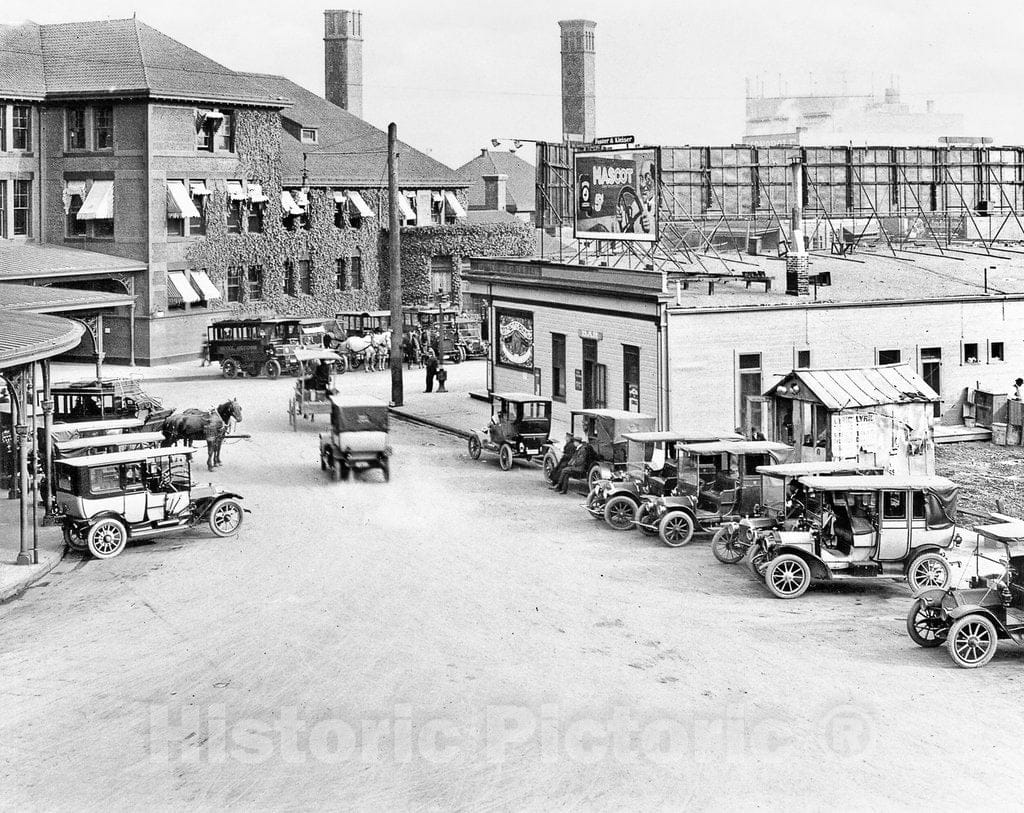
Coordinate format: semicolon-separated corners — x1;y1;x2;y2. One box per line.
498;444;514;471
947;615;998;668
659;511;695;548
906;597;949;648
87;518;128;559
209;498;244;537
636;503;659;536
585;488;604;519
908;552;951;592
586;463;603;492
264;359;282;379
543;456;555;484
63;524;87;551
765;554;811;599
467;435;482;460
712;527;746;564
221;359;239;379
745;545;768;578
604;495;638;531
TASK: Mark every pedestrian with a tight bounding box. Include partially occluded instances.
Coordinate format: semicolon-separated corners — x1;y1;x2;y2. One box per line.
425;349;438;392
1014;378;1023;400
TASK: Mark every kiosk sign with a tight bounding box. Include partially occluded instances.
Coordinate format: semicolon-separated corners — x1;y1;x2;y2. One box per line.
574;147;659;242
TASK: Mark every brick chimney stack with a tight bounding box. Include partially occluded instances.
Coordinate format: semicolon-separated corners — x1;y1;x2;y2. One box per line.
324;9;363;117
483;174;508;212
785;158;809;296
559;19;596;143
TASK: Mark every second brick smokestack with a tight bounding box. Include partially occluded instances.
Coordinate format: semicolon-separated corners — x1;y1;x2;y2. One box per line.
786;158;809;296
324;9;363;117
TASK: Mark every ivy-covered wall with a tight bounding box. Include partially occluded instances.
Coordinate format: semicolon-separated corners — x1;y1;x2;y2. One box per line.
187;110;534;318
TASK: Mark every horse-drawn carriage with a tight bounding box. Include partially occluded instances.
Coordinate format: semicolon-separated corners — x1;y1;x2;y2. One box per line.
288;347;343;429
206;317;327;379
328;311;391;372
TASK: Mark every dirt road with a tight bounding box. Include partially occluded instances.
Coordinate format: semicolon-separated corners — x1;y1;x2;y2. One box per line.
2;372;1020;810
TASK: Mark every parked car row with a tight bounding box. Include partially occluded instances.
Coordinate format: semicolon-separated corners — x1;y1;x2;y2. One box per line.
463;394;1023;669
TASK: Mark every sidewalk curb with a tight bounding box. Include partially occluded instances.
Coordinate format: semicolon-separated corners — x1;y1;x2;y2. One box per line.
389;408;472;440
0;545;66;605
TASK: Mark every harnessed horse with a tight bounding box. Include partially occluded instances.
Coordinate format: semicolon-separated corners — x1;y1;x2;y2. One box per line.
161;398;243;471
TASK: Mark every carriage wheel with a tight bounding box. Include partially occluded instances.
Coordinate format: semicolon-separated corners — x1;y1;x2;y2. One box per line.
264;359;282;379
337;356;349;374
222;358;240;379
498;444;514;471
457;346;468;363
467;435;482;460
209;497;244;537
87;518;128;559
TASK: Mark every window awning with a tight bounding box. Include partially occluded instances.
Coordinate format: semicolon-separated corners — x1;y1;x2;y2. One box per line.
281;190;304;216
431;191;443;204
167;271;200;304
226;181;246;201
196;109;224;128
332;191;347;204
166;180;201;219
443;191;467;218
62;180;87;214
189;181;210;197
77;180;114;220
396;194;416;221
189;270;222;300
346;190;374;217
247;183;269;204
292;189;309;208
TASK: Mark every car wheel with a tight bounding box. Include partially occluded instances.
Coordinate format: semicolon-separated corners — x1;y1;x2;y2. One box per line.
947;614;998;668
338;463;351;481
543;456;555;484
711;526;746;564
209;497;244;537
498;444;514;471
87;517;128;559
659;511;695;547
604;495;638;532
906;597;949;648
221;358;239;379
468;435;482;460
62;524;87;551
264;359;282;379
907;552;951;592
745;545;768;578
584;487;604;519
765;554;811;599
587;463;603;492
635;503;660;536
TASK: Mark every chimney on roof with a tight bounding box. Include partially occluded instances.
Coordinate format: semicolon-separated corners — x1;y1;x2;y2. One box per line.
324;9;363;117
559;19;596;143
483;174;508;212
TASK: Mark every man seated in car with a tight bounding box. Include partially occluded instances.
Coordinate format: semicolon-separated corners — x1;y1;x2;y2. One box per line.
553;439;596;494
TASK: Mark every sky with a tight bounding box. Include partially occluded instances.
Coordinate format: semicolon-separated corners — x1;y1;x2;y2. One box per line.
5;0;1024;168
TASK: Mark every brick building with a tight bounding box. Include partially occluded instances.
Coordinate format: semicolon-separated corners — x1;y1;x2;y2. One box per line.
0;17;531;364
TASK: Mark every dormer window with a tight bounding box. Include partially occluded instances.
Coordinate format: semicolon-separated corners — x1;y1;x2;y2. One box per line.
300;128;319;145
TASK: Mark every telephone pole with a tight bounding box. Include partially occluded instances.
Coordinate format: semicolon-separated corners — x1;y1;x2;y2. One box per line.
388;123;404;406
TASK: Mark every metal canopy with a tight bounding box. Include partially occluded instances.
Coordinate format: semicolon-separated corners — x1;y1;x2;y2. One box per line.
769;364;938;410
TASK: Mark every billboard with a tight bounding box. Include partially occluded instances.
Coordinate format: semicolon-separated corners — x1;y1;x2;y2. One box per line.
574;147;659;242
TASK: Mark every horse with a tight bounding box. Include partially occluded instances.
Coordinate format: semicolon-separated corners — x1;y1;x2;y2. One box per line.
334;335;376;372
161;399;243;471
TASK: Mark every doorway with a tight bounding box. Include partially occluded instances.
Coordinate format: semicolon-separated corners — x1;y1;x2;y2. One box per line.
582;339;606;409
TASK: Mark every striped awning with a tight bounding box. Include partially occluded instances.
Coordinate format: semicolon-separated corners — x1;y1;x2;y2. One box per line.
77;180;113;220
166;181;201;219
167;271;200;304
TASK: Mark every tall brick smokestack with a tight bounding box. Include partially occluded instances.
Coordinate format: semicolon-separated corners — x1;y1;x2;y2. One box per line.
559;19;596;143
786;159;809;296
324;9;363;117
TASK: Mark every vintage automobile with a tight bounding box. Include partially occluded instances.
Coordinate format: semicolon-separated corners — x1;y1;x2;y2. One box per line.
749;474;962;599
206;317;327;379
403;305;467;363
907;518;1024;668
637;440;792;547
288;347;343;430
542;409;657;491
456;314;488;359
40;431;166;507
468;393;552;471
54;446;246;559
711;460;885;564
584;430;742;531
319;395;391;481
333;310;392;337
49;378;171;430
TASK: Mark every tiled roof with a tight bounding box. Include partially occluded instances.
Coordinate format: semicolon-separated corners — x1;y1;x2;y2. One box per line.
0;310;84;369
0;282;134;313
0;21;45;99
0;19;284;107
0;242;145;279
456;149;536;213
241;73;466;188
